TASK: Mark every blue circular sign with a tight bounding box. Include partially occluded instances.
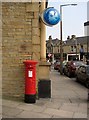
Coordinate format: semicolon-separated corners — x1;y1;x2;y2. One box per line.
41;7;60;26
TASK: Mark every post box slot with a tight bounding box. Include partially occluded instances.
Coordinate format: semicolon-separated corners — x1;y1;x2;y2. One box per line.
27;65;34;69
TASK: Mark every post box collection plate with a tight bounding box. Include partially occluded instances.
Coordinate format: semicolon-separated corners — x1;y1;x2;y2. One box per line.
28;71;33;77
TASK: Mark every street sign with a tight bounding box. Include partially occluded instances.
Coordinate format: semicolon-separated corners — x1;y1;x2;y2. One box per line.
40;7;60;27
48;53;52;57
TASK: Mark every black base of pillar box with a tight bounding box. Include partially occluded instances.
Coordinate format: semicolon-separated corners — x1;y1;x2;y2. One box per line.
38;79;51;98
25;94;36;103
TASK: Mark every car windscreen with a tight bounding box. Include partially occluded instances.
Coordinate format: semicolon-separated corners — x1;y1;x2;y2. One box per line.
73;61;85;67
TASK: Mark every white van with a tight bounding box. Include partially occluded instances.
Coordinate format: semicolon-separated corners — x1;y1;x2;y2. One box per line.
67;53;80;61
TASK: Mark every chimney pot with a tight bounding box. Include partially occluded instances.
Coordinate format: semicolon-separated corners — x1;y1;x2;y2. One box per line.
71;35;76;39
67;36;70;40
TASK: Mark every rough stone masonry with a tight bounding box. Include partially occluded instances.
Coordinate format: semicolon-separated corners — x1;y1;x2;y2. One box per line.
2;2;41;99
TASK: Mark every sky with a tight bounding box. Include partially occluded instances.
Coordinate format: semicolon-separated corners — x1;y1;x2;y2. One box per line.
46;0;88;41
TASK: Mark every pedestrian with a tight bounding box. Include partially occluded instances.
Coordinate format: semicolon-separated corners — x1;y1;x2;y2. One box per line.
80;45;84;60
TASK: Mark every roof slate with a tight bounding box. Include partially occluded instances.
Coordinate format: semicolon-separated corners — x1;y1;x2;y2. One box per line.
64;36;89;46
46;36;89;47
46;38;60;46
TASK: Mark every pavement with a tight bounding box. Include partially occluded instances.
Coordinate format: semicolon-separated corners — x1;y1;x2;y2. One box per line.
1;69;88;119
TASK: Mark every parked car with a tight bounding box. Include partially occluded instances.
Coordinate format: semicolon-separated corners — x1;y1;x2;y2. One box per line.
54;61;60;70
58;60;67;72
63;61;85;77
76;65;89;88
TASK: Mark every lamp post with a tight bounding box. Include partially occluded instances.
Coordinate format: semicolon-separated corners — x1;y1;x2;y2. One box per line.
87;36;89;65
74;38;77;60
60;4;77;75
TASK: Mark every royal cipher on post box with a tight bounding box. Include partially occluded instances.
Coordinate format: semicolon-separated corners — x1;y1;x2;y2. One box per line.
23;60;38;103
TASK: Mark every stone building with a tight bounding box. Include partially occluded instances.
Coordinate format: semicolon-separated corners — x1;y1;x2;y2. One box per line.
46;35;89;61
84;2;89;36
46;36;60;61
63;35;89;60
84;21;89;36
2;1;50;100
63;20;89;60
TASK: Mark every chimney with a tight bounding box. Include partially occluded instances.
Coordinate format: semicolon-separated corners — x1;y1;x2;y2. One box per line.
49;35;52;40
49;35;52;43
71;35;76;39
67;36;70;40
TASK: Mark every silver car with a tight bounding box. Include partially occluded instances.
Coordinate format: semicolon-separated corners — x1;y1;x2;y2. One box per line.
76;65;89;88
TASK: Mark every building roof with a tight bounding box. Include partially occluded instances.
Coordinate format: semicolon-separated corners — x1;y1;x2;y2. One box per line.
84;21;89;26
64;36;89;46
46;38;60;47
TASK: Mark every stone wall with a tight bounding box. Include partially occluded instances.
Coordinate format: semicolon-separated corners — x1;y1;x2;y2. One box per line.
63;44;88;54
2;2;41;99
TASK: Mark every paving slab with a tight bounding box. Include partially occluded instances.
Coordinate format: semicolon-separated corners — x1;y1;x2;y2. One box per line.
30;105;46;113
60;103;79;112
70;97;87;103
77;106;87;113
52;115;65;118
2;106;23;118
0;105;2;113
43;108;74;118
16;110;52;118
51;98;71;103
2;99;21;108
73;112;87;118
0;99;2;106
44;101;62;109
36;99;50;106
16;103;36;111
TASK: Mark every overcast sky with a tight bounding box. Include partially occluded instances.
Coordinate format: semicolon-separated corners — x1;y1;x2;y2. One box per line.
46;0;88;40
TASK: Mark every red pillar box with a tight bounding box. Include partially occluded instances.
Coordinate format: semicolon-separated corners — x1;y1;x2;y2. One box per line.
23;60;38;103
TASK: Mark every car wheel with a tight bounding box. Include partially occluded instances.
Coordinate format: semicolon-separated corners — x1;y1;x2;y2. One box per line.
67;71;71;77
86;80;89;89
63;68;64;73
76;76;79;82
63;70;66;75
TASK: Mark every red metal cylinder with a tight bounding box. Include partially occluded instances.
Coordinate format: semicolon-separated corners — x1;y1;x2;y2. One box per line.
23;60;38;103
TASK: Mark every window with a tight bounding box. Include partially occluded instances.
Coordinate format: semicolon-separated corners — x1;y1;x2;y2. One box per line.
71;46;73;52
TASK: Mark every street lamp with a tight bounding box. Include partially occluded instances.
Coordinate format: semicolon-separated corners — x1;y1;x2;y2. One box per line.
73;38;78;60
87;36;89;65
60;4;77;75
